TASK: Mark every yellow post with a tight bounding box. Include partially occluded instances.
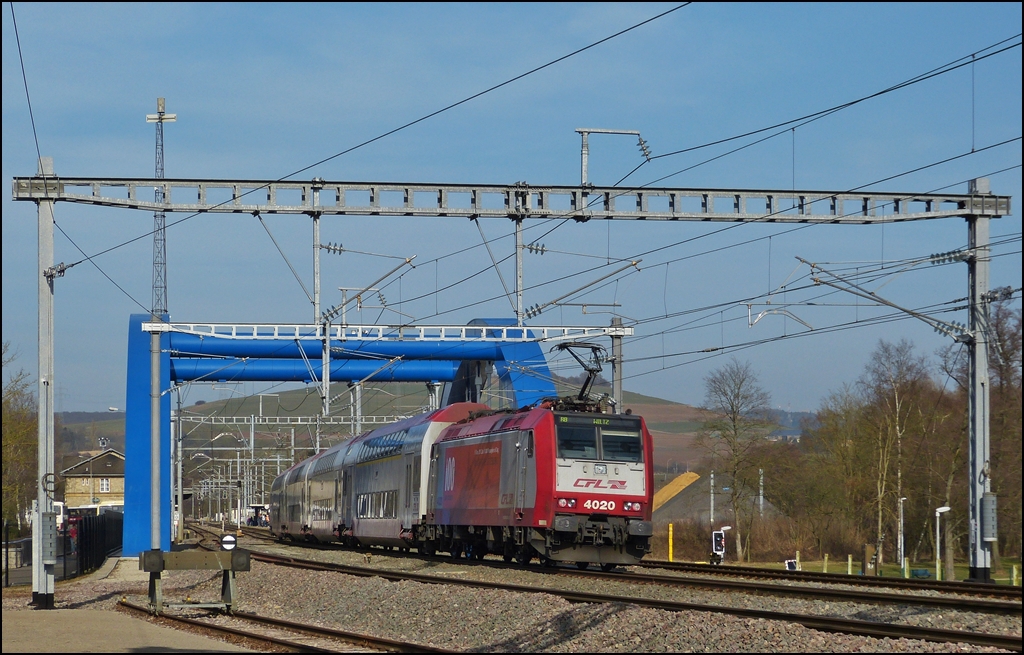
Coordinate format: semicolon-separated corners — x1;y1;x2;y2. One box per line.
936;557;941;581
847;554;852;575
1012;565;1018;586
668;523;674;562
903;557;909;578
823;554;828;573
795;550;800;571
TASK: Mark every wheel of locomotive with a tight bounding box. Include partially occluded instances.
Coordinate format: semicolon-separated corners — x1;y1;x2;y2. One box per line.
502;542;515;563
473;543;486;560
421;541;436;557
514;547;532;566
576;561;590;570
601;563;617;572
540;556;556;568
451;541;463;559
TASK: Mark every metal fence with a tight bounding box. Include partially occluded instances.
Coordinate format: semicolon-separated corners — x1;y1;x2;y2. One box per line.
4;512;122;586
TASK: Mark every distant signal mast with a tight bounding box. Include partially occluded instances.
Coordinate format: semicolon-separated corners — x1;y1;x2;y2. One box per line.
146;98;176;315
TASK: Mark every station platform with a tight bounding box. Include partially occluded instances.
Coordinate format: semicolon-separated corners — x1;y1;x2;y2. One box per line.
2;608;251;652
2;557;251;653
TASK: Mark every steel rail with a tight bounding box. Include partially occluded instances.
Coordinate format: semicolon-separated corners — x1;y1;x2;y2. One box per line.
228;524;1019;609
565;567;1022;614
186;528;1024;650
118;599;335;652
639;559;1023;599
120;599;455;653
245;551;1022;651
229;610;456;653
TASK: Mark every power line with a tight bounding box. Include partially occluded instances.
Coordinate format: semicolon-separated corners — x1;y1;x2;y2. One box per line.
650;35;1021;162
58;4;691;274
26;3;688;317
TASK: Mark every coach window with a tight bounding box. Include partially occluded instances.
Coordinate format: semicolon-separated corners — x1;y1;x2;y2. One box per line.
600;429;643;463
557;425;598;460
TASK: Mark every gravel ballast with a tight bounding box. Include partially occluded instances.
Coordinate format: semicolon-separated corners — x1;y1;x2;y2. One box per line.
4;541;1019;653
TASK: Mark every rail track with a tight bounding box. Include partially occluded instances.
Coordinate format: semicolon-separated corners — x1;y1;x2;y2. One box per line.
245;550;1024;651
119;599;455;652
638;558;1023;599
225;524;1021;614
189;524;1022;651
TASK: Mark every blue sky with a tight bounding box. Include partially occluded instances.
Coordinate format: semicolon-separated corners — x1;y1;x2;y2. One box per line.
3;3;1021;413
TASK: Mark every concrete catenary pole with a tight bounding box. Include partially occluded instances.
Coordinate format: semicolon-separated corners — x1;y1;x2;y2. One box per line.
34;156;57;609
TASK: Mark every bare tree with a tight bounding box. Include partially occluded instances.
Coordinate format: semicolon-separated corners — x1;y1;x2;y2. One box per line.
2;341;36;531
860;339;928;567
697;358;776;561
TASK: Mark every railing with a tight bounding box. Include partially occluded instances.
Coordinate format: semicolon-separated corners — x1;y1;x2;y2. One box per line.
2;513;123;585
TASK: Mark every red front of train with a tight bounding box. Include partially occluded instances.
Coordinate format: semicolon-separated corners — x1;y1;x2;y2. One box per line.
425;407;654;567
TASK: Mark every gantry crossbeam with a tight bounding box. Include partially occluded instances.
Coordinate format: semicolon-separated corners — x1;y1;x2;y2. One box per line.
143;322;632;341
178;414;408;427
13;177;1010;223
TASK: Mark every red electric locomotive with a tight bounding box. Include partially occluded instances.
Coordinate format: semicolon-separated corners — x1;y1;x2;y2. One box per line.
420;398;654;568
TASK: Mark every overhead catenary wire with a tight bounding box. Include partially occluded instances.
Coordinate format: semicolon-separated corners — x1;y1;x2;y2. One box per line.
52;4;691;278
11;5;1020;419
387;154;1023;327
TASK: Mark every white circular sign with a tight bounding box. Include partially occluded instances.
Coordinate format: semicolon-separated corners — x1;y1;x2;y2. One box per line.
221;534;237;551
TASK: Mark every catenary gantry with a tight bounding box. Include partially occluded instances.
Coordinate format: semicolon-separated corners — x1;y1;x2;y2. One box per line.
12;176;1010;223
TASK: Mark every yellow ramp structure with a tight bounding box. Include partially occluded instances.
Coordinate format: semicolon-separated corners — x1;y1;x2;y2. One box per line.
653;471;700;512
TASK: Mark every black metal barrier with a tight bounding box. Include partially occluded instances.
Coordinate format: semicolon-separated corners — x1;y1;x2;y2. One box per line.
2;512;122;585
77;511;123;575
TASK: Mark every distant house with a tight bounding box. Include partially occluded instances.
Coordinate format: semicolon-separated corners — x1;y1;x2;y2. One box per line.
60;448;125;510
767;428;802;444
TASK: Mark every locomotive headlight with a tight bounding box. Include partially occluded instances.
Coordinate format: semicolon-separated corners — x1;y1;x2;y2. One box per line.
558;498;568;508
568;498;577;508
623;502;641;511
594;464;608;475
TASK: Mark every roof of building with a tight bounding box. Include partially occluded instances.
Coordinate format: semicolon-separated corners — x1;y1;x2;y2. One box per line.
60;448;125;477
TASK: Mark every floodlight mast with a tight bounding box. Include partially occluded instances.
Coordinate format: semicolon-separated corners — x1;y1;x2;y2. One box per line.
145;98;176;316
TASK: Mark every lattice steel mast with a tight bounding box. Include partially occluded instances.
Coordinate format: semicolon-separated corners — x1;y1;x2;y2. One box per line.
146;98;175;315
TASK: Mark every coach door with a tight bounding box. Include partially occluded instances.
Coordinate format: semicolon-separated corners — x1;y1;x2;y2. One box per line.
340;469;351;525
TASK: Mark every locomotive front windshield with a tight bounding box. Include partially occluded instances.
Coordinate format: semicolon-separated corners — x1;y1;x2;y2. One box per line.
555;415;643;463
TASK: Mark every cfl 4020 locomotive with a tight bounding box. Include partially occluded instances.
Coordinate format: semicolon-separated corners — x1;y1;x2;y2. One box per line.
269;400;654;567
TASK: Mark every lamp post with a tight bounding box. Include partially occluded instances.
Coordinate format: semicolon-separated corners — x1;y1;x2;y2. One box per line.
935;506;951;581
899;497;907;577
